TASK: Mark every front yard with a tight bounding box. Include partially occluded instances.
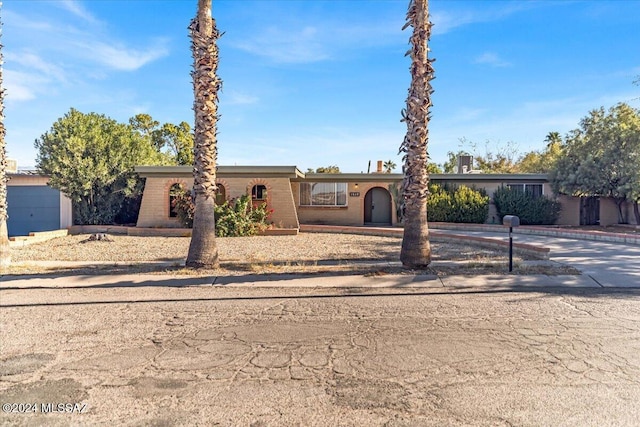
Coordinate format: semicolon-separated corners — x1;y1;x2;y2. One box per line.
7;233;578;276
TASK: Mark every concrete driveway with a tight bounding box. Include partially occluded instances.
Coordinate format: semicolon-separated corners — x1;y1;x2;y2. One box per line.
2;274;640;425
447;230;640;288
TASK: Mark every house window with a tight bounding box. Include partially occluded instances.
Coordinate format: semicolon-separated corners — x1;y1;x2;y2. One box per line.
252;184;267;201
507;183;543;198
169;183;183;218
216;184;226;205
300;183;348;206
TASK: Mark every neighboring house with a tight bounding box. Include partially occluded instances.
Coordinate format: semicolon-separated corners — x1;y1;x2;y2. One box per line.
6;171;73;237
136;165;638;229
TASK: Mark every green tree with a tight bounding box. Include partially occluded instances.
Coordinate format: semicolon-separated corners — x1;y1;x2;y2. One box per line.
550;103;640;223
445;140;520;173
129;114;194;165
186;0;222;268
517;132;564;173
306;165;341;173
469;139;520;173
399;0;434;268
426;161;443;174
35;109;163;225
0;4;9;273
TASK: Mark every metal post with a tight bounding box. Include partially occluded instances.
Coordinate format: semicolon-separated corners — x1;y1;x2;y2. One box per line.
509;226;513;272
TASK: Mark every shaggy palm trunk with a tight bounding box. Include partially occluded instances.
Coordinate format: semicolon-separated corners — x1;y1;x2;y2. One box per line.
186;0;221;268
0;3;10;274
399;0;434;268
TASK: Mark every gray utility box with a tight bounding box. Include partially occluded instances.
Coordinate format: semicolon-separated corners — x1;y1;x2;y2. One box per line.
503;215;520;228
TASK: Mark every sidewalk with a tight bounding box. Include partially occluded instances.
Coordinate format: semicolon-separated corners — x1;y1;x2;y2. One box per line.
0;269;620;294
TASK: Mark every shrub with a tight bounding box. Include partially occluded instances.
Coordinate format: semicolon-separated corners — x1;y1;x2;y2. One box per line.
427;183;489;223
171;188;195;228
171;190;272;236
493;186;561;225
214;195;272;237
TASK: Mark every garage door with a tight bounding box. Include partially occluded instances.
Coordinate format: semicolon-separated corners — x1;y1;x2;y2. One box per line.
7;186;61;237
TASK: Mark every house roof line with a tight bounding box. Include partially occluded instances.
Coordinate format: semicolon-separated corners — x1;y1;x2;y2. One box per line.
134;166;549;182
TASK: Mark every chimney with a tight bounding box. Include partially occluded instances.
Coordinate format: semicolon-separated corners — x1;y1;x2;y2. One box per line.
376;160;383;173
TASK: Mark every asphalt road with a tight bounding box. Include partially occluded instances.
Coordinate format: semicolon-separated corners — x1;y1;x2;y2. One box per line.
2;281;640;426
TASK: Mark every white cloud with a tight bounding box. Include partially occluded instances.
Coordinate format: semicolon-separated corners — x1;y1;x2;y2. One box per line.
73;40;170;71
3;70;39;102
224;91;259;106
233;26;330;64
56;0;99;24
474;52;512;68
431;3;536;35
6;51;68;83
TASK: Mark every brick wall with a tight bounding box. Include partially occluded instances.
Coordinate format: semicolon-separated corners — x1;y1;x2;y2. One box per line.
137;176;300;229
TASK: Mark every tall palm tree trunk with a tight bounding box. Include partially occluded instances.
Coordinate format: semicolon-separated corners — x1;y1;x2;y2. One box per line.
186;0;221;268
399;0;434;268
0;2;11;274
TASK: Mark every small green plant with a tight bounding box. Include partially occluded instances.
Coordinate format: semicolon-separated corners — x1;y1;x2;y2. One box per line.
493;186;561;225
171;190;272;236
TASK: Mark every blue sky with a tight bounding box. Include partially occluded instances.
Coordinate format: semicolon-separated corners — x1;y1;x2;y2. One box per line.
3;0;640;172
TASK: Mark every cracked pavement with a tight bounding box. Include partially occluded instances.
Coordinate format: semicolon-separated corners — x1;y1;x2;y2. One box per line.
2;283;640;426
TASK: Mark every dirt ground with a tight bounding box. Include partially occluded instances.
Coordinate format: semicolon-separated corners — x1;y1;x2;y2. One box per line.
8;233;576;277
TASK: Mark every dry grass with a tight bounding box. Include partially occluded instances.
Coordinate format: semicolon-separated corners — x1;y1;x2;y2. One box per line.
8;233;578;276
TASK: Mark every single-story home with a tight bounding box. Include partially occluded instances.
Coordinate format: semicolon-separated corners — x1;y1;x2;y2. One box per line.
134;165;638;229
6;171;73;237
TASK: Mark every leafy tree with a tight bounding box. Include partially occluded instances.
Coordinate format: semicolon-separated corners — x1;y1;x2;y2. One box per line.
0;8;9;272
35;108;164;225
426;161;442;174
129;114;194;165
399;0;433;268
469;139;520;173
445;140;520;173
186;0;222;268
550;103;640;223
517;132;564;173
307;165;340;173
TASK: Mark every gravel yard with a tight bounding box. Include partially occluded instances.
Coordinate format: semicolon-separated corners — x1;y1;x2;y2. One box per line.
8;232;576;276
11;233;505;263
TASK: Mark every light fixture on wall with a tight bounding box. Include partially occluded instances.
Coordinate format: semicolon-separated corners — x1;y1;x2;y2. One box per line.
354;183;359;189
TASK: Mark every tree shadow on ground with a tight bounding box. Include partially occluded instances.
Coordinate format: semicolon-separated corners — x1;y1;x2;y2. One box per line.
2;282;639;309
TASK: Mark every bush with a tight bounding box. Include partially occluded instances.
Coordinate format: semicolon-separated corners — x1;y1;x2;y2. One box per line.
215;195;272;237
171;190;272;236
171;188;195;228
493;186;561;225
427;183;489;223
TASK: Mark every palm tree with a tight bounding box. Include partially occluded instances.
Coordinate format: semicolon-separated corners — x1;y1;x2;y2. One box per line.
544;131;562;147
186;0;221;268
0;3;11;274
383;160;397;173
399;0;434;268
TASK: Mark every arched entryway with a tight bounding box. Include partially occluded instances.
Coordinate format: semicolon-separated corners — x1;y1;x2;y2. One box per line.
364;187;392;225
